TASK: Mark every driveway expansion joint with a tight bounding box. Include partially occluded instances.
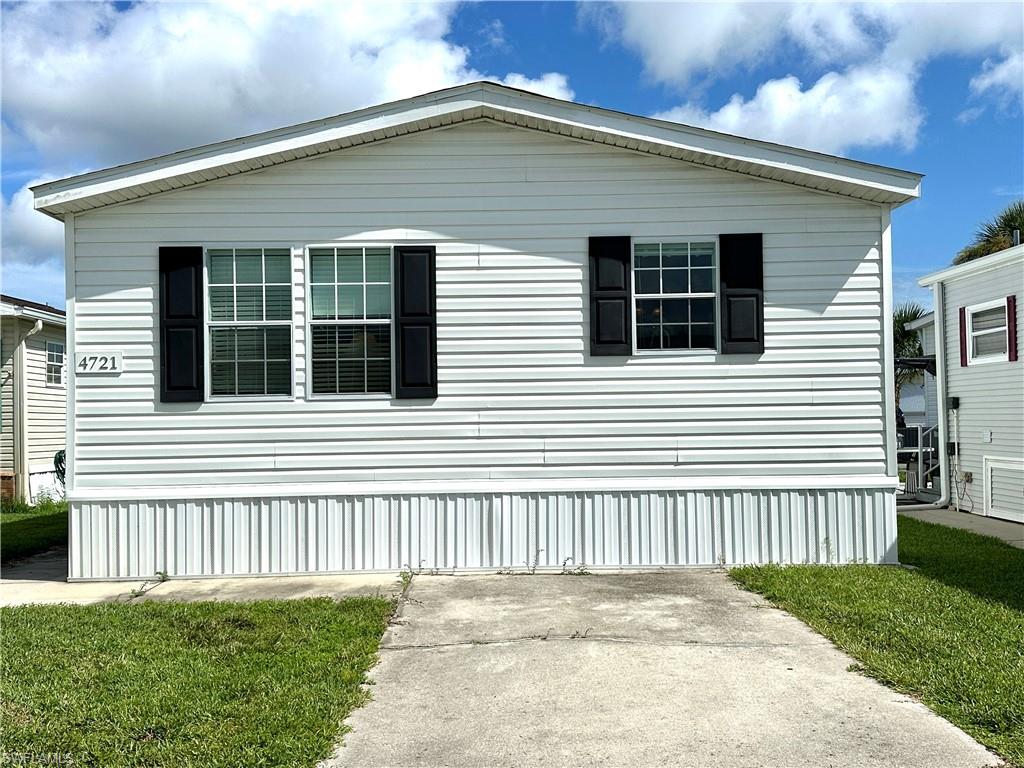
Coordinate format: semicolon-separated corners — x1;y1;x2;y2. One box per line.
382;634;830;651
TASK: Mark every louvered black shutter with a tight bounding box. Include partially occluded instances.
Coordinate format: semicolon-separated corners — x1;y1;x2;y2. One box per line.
159;246;204;402
394;245;438;399
719;233;764;354
588;236;632;356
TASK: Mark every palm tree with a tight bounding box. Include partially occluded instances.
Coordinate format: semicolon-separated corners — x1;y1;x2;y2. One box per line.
954;199;1024;264
893;301;927;413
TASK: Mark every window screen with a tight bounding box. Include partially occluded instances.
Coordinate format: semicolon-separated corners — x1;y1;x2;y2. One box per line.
969;304;1008;361
207;248;292;397
633;242;717;350
309;246;392;395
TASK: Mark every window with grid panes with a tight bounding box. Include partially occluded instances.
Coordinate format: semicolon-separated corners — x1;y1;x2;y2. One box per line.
633;241;717;350
46;342;65;385
207;247;293;397
308;246;392;395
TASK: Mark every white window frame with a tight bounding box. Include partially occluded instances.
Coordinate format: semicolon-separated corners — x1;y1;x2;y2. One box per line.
45;341;65;387
203;245;296;402
304;243;395;400
965;299;1009;366
631;237;720;356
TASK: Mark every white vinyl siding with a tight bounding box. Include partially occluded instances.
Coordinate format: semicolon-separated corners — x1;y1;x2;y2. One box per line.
0;318;16;474
25;326;67;466
943;259;1024;520
70;120;888;490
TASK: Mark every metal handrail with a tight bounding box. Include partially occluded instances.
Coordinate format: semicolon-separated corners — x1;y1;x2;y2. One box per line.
898;424;940;493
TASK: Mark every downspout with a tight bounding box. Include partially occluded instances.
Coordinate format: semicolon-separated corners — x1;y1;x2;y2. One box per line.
900;279;950;510
13;317;43;501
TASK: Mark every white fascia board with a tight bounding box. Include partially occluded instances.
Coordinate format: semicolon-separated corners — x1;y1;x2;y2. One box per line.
0;303;66;327
904;312;934;332
33;99;484;214
476;97;921;202
34;83;922;218
918;244;1024;287
68;474;900;503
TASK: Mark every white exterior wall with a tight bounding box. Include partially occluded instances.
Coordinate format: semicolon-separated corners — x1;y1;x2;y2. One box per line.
0;316;66;499
0;318;16;476
918;323;940;429
68;121;895;576
942;259;1024;521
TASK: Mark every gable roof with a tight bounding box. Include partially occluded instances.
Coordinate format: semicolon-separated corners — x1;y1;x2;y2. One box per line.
33;81;922;220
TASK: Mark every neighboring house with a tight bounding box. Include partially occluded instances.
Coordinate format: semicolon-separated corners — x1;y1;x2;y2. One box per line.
916;244;1023;523
900;379;927;426
0;295;67;501
31;83;923;580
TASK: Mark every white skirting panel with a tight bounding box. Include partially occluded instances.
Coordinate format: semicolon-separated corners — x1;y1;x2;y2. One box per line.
69;487;898;579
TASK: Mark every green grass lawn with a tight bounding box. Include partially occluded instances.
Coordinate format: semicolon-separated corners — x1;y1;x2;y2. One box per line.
732;516;1024;765
1;597;394;768
1;497;68;564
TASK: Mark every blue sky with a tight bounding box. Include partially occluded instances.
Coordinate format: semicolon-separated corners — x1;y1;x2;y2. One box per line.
2;1;1022;310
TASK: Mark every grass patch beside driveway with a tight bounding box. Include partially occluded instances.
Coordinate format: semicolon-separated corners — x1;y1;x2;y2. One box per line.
732;516;1024;765
1;497;68;564
1;596;393;768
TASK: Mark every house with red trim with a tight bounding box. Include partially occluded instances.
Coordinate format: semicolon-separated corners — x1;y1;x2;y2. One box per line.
911;244;1022;523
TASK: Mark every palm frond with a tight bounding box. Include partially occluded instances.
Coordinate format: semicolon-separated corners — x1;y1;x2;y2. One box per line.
955;200;1024;264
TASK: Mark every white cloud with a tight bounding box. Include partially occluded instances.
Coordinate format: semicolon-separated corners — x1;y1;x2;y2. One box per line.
480;19;509;51
0;1;573;290
970;51;1024;103
1;1;571;168
656;65;920;154
501;72;573;100
588;1;1023;154
0;180;64;267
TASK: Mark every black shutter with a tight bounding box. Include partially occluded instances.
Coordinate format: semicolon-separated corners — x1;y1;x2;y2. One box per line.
719;233;764;354
588;236;632;356
159;246;204;402
394;245;438;399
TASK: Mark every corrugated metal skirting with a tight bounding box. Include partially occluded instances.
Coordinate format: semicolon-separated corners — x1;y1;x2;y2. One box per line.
69;487;898;579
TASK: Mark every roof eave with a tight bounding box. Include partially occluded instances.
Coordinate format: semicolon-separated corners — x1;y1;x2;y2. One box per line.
33;83;923;218
918;244;1024;287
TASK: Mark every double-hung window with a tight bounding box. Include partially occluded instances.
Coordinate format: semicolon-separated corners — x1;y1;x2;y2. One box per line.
966;300;1008;364
633;241;717;350
46;342;65;385
207;247;293;397
308;246;392;395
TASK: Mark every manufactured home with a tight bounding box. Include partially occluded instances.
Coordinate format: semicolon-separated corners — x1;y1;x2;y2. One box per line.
31;83;923;580
915;245;1023;523
1;295;67;501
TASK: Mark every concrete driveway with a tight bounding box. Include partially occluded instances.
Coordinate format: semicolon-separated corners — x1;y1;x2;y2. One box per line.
328;571;999;768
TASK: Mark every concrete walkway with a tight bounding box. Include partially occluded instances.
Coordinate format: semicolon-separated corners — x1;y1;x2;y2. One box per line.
899;507;1024;549
328;572;1000;768
0;548;401;606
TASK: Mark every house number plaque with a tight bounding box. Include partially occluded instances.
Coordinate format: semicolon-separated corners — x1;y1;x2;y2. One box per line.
75;351;123;375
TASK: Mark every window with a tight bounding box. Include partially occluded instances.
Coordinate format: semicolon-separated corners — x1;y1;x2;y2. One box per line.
46;342;64;385
633;241;717;351
207;247;293;397
967;300;1008;364
308;246;392;395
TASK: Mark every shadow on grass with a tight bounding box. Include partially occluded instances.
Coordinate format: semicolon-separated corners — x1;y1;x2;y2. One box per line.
1;512;68;565
898;516;1024;613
